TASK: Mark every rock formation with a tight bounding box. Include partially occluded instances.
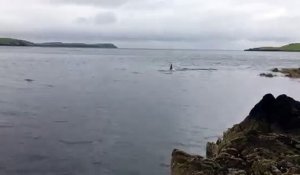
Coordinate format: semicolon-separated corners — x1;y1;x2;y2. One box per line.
259;73;276;78
171;94;300;175
274;68;300;78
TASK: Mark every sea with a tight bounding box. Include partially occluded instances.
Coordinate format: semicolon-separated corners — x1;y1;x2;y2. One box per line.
0;47;299;175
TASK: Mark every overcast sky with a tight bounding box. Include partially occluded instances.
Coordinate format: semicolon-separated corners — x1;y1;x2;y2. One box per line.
0;0;299;49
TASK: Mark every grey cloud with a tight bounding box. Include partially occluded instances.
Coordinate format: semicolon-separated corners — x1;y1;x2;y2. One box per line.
48;0;167;10
75;17;88;24
75;12;117;25
94;12;117;24
49;0;130;7
1;0;300;49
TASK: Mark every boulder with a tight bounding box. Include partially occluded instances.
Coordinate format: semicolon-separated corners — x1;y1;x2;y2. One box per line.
171;94;300;175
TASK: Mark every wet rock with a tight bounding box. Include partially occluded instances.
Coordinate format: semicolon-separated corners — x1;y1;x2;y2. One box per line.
228;169;247;175
263;67;300;79
206;142;218;159
171;94;300;175
216;153;246;169
247;93;300;130
269;67;300;78
259;73;275;78
171;149;225;175
280;68;300;78
271;68;279;72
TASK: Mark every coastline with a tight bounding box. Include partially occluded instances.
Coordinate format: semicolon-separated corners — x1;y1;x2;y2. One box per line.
260;68;300;78
0;38;118;49
245;43;300;52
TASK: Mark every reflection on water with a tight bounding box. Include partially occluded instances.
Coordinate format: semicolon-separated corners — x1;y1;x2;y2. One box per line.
0;47;300;175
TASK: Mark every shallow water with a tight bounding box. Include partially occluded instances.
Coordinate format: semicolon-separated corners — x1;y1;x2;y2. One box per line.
0;47;299;175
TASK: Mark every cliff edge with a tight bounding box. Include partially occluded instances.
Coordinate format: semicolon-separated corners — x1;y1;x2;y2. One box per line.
171;94;300;175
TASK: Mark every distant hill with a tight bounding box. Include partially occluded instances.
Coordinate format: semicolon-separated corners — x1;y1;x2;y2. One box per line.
245;43;300;52
0;38;117;48
0;38;35;46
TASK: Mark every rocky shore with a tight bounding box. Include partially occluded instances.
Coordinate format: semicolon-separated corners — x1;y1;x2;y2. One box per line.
260;68;300;78
171;94;300;175
277;68;300;78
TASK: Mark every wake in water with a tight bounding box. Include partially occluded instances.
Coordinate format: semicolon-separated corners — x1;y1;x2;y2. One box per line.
176;68;217;71
158;66;217;73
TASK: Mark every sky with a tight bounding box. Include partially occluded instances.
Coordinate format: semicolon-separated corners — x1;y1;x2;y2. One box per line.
0;0;300;49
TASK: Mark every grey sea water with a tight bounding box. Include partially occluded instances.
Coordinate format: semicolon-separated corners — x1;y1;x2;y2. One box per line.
0;47;299;175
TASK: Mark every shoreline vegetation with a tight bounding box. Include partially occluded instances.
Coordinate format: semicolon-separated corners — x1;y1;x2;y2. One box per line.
171;94;300;175
0;38;117;49
260;67;300;78
245;43;300;52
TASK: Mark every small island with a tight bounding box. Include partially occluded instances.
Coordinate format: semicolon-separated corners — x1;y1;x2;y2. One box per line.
0;38;117;49
245;43;300;52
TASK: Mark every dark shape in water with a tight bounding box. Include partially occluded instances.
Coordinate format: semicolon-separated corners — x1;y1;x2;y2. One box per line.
53;120;69;123
271;68;279;72
25;79;34;82
59;139;93;145
177;68;217;71
170;64;173;70
259;73;275;78
158;67;217;74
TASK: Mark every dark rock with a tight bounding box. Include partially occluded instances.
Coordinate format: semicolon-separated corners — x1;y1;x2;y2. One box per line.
271;68;280;72
247;94;300;130
171;94;300;175
280;68;300;78
248;94;276;120
259;73;275;78
262;67;300;79
206;142;218;159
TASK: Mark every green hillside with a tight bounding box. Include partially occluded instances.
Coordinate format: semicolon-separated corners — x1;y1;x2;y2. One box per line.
280;43;300;51
0;38;34;46
246;43;300;52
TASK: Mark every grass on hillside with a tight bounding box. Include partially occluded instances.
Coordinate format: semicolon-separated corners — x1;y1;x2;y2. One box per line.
280;43;300;51
0;38;35;46
246;43;300;52
0;38;17;44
